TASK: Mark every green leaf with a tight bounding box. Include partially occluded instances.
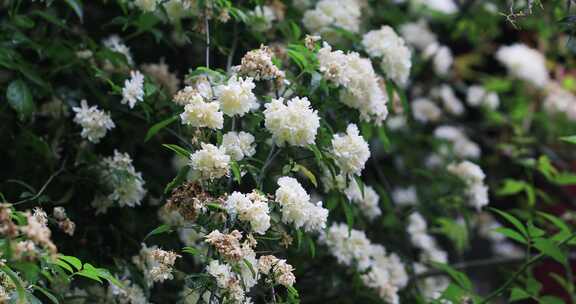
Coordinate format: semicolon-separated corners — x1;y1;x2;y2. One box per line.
230;161;242;185
353;176;364;198
341;197;354;233
293;164;317;187
494;227;528;244
377;127;391;152
182;246;200;256
509;287;530;302
497;179;527;196
31;285;59;304
560;135;576;144
76;270;103;283
58;255;82;271
144;224;172;241
6;80;35;120
1;266;27;304
145;116;178;142
64;0;83;22
162;144;191;158
431;262;472;291
51;260;73;273
436;218;469;253
490;208;528;238
533;238;565;264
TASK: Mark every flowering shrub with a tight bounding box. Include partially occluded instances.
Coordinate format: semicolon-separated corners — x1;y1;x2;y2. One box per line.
2;0;576;303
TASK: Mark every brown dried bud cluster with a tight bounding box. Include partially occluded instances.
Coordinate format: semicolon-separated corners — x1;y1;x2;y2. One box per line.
166;182;220;221
305;35;321;51
205;230;244;261
257;255;296;287
237;45;285;84
0;204;18;238
53;207;76;236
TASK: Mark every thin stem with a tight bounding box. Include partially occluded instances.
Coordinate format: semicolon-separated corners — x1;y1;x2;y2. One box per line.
258;145;280;189
480;232;576;303
13;161;67;205
227;24;239;71
205;13;211;69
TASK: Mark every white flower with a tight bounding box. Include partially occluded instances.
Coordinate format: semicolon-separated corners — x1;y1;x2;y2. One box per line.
331;124;370;175
399;20;437;51
424;43;453;76
345;181;382;220
72;100;115;143
543;82;576;121
163;0;193;21
275;176;328;233
102;35;133;65
222;131;257;161
179;95;224;130
407;213;448;264
122;70;145;108
189;143;230;180
225;191;271;235
96;151;146;212
263;97;320;147
413;0;458;14
496;43;549;88
434;125;480;159
447;161;489;210
214;76;258;117
412;97;442;123
392;187;418;206
467;85;499;109
134;0;158;12
318;43;389;124
302;0;362;36
206;259;235;289
362;26;412;85
434;85;464;116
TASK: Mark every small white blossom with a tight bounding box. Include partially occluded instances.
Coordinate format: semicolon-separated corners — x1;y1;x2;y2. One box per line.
122;70;145;108
72;100;115;143
467;85;500;109
399;20;437;51
275;176;328;233
496;43;549;88
412;98;442;123
447;161;489;210
345;181;382;220
214;76;258;117
362;26;412;85
134;0;159;12
189;143;230;180
263;97;320;147
303;0;362;38
392;187;418;206
102;35;133;65
434;85;464;116
221;131;257;161
225;191;271;235
179;95;224;130
332;124;370;175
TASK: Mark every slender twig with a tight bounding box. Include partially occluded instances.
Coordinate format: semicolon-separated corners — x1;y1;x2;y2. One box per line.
257;146;280;189
13;160;67;205
480;232;576;303
205;13;211;69
226;24;239;71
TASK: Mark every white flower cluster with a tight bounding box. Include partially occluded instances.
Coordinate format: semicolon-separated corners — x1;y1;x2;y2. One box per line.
141;61;180;95
447;160;489;210
102;35;134;66
225;191;271;235
235;46;285;82
392;186;419;206
263;96;320;147
121;70;145;108
214;76;259;117
433;85;464;116
412;97;442;123
344;181;381;220
331;124;370;176
362;26;412;85
496;43;549;88
423;43;454;76
189;143;230;180
434;125;480;159
302;0;362;37
221;131;257;161
543;82;576;121
93;150;146;213
249;5;278;32
318;43;389;124
134;0;158;12
275;176;328;233
407;213;448;264
179;91;224;130
399;20;437;51
475;213;524;259
72;100;115;143
412;0;458;14
321;223;408;304
466;85;500;110
107;279;149;304
258;255;296;287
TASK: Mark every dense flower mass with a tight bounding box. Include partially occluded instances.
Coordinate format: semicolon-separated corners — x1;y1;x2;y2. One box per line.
263;96;320;147
4;1;575;303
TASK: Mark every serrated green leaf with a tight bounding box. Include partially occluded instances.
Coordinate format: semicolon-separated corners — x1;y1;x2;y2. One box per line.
162;144;191;158
509;287;530;302
230;161;242;184
431;262;472;291
494;227;528;244
491;208;528;238
164;166;190;194
58;255;82;271
533;238;565;264
560;135;576;144
293;164;317;187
